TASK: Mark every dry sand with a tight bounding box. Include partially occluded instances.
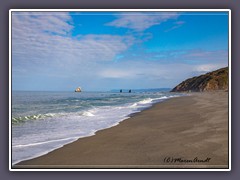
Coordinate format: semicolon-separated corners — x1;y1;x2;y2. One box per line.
14;91;229;169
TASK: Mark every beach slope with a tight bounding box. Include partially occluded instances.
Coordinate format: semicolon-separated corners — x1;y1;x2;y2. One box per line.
15;92;228;169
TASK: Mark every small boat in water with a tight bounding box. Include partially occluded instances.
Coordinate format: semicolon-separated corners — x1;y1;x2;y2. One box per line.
75;87;82;92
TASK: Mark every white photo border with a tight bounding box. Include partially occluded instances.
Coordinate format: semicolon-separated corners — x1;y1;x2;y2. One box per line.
9;9;231;172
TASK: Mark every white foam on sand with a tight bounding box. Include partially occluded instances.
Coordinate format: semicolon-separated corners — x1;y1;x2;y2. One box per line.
12;94;180;165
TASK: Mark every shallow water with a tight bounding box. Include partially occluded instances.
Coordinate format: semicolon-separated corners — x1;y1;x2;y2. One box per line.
11;90;182;165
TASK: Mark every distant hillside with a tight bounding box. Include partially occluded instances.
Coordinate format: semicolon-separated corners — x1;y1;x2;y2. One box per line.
171;67;228;92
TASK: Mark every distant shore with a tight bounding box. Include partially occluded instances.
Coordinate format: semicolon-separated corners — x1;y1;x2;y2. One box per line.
14;91;228;169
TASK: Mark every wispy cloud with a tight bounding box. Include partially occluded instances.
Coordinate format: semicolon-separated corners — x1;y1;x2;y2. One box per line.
119;49;228;64
180;49;228;62
12;12;134;76
165;21;185;32
97;60;226;88
12;12;73;35
11;11;228;91
106;12;180;31
193;64;226;74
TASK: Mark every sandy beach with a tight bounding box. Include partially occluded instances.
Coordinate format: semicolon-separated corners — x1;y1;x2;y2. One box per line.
14;91;229;169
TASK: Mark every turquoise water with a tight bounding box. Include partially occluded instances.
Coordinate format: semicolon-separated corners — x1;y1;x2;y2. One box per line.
11;89;182;165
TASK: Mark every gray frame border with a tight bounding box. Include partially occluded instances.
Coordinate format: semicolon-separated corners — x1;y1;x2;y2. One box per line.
1;0;240;179
8;9;231;172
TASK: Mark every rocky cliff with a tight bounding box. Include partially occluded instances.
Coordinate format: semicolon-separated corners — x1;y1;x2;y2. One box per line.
171;67;228;92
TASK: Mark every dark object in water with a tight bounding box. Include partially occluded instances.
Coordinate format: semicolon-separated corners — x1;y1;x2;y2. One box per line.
129;89;131;93
120;89;122;93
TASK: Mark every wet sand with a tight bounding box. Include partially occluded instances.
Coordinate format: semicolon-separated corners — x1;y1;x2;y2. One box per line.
14;91;229;169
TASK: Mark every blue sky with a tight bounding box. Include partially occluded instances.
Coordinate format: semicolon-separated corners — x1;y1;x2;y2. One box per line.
12;11;229;91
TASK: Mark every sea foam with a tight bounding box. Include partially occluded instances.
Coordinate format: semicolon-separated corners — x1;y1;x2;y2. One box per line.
11;91;182;165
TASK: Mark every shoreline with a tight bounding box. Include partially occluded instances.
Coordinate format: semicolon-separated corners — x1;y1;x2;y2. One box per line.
14;92;228;169
12;93;180;166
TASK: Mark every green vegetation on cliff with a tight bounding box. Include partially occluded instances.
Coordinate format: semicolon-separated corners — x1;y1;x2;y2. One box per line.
171;67;228;92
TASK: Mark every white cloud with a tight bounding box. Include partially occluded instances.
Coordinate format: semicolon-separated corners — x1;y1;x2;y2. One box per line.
98;61;175;79
99;69;133;78
12;12;134;75
11;12;228;91
106;12;179;31
12;12;73;35
193;64;227;73
165;21;185;32
119;49;228;64
97;60;227;88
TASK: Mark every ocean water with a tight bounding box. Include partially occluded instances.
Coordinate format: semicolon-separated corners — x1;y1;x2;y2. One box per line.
11;89;182;165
